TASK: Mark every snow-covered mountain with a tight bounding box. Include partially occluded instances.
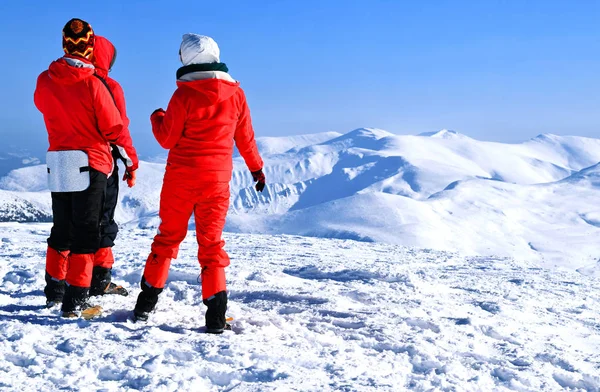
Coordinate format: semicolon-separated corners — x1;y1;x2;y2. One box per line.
0;191;51;223
1;129;600;267
0;149;43;178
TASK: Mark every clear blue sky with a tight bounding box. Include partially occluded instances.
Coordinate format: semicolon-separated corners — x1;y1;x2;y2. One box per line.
1;0;599;157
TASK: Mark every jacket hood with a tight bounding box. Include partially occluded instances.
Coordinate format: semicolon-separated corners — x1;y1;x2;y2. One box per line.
176;71;239;105
48;57;95;84
180;33;220;66
93;36;116;78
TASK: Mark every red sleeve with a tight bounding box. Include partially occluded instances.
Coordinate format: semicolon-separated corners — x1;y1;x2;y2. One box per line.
90;77;124;144
108;79;139;171
33;72;47;113
151;89;186;150
234;89;263;172
109;80;129;128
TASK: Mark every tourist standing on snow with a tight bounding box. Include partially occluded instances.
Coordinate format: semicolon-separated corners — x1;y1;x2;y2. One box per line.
34;19;129;318
133;34;266;333
89;35;139;297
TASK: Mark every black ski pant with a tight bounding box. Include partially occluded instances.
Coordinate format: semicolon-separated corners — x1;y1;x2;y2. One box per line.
47;169;107;254
100;155;120;249
46;168;107;311
90;155;121;295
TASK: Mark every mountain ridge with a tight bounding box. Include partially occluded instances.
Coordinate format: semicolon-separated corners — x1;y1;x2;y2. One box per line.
1;128;599;267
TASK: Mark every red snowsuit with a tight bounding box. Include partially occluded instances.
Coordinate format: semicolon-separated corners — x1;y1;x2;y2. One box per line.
34;56;126;288
143;70;263;299
92;36;139;270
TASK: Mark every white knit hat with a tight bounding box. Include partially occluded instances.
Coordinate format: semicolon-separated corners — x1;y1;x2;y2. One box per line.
179;33;220;66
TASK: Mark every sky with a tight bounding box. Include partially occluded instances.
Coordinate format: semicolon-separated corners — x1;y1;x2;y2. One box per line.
0;0;599;157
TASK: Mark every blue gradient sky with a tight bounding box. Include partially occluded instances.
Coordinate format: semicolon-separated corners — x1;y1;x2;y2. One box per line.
1;0;599;156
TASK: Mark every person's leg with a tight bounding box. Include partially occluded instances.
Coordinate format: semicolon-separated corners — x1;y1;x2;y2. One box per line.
44;192;73;305
90;247;114;295
61;169;107;315
134;168;195;320
91;162;126;295
194;182;231;333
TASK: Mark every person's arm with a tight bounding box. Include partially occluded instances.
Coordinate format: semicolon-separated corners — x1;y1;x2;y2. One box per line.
91;78;124;144
151;89;186;150
234;89;263;172
234;89;265;192
33;73;46;113
110;81;139;172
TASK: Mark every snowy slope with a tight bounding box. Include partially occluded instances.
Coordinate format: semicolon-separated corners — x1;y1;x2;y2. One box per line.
1;223;599;391
0;165;48;193
0;191;51;222
1;129;600;267
228;164;600;267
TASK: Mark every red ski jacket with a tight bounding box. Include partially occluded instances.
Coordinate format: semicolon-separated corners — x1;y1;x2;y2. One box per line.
151;71;263;181
93;36;139;171
34;56;126;175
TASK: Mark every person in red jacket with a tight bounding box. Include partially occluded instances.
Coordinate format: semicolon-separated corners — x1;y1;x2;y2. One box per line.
133;33;266;333
34;19;128;318
89;35;139;297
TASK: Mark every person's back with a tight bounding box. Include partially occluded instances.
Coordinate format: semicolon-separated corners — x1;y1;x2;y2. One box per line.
151;35;262;181
35;56;123;175
134;34;266;333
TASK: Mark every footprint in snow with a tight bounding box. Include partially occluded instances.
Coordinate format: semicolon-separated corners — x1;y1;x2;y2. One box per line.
331;319;365;329
283;265;402;283
229;290;328;307
444;317;471;325
405;318;441;333
473;301;501;314
4;353;36;368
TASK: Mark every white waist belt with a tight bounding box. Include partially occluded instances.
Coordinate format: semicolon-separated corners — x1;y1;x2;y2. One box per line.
47;150;91;192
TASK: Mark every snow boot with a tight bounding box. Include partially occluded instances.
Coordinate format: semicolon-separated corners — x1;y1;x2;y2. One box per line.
61;285;102;320
103;282;129;296
61;303;103;320
204;291;229;334
46;300;61;309
133;277;163;322
90;266;128;296
44;271;65;307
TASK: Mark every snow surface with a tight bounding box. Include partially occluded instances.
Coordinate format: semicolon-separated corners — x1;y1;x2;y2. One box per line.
1;223;600;391
1;129;599;269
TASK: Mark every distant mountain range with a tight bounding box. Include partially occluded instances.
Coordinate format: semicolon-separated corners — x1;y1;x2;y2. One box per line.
1;128;599;269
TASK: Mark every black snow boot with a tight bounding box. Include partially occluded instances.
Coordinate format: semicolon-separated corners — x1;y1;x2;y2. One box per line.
44;271;65;308
61;284;102;320
133;277;163;322
204;291;228;334
89;266;128;296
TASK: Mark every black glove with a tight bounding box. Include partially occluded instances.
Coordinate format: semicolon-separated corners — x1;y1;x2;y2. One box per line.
251;169;266;192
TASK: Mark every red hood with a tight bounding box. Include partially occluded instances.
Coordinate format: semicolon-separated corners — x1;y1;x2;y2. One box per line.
48;58;95;84
176;78;240;106
93;36;115;78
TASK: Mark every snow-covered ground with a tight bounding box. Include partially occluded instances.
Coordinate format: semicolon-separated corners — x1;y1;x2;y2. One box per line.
1;223;600;391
